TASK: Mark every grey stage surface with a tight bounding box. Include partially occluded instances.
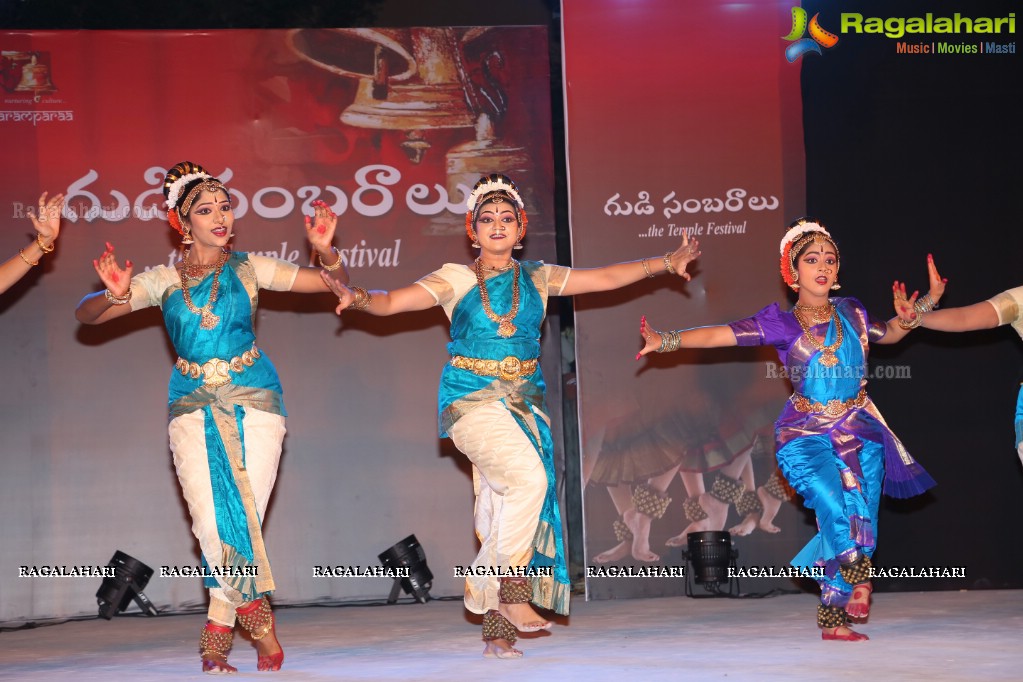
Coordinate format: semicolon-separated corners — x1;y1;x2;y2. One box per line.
1;590;1020;680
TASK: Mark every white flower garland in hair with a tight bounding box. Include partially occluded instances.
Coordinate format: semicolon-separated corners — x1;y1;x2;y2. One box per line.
164;172;212;209
779;220;829;254
466;177;524;212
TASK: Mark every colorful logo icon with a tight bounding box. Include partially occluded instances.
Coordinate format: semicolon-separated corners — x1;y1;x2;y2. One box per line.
782;7;839;62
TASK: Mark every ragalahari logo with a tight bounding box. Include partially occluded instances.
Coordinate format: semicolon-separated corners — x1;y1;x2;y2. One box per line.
783;7;839;62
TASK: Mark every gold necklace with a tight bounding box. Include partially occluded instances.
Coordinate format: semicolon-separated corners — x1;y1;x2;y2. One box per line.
794;302;833;326
475;257;520;338
794;303;843;367
180;248;229;330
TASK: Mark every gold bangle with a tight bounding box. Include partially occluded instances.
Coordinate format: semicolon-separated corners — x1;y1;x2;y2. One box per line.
104;287;132;305
18;249;38;266
640;259;654;278
897;315;921;331
655;330;682;353
319;247;343;272
662;252;676;275
36;234;55;253
347;285;372;311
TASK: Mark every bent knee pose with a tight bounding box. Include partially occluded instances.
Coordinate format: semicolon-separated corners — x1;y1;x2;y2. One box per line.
76;161;348;674
638;218;943;641
323;173;700;658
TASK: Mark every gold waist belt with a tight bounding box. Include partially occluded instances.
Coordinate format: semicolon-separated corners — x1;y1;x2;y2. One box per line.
450;355;538;381
790;388;867;418
176;344;261;387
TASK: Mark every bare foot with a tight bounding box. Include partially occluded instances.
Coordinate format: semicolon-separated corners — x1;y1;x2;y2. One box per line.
483;638;523;659
665;493;728;547
728;513;758;537
845;583;872;621
201;654;237;675
626;509;660;562
757;485;782;533
498;602;551;632
594;540;630;564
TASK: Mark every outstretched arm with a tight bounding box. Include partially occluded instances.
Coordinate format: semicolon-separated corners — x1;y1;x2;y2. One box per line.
635;315;737;359
291;200;351;292
76;242;136;325
320;272;437;316
922;301;999;332
560;234;700;296
0;192;64;295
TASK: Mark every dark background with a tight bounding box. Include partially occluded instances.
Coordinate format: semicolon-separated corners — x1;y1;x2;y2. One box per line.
5;0;1020;591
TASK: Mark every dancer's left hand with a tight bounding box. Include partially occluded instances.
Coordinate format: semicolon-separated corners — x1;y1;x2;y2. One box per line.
320;270;355;315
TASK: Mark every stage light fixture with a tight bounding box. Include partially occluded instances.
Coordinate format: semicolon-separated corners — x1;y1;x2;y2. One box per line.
378;534;434;604
682;530;739;598
96;550;158;619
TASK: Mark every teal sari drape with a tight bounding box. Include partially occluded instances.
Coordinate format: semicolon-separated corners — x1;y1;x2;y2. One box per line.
164;253;282;600
437;262;570;615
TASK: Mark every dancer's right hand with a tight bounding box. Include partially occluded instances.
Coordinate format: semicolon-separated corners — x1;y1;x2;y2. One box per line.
93;241;133;297
636;315;664;359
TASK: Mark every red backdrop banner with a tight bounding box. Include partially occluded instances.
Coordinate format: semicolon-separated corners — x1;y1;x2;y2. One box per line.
0;27;557;623
561;1;809;599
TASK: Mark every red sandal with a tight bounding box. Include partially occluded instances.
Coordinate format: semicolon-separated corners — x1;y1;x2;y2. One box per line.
818;603;869;641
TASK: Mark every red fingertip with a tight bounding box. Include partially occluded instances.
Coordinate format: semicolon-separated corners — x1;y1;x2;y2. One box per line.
126;260;132;267
943;278;948;283
635;353;641;361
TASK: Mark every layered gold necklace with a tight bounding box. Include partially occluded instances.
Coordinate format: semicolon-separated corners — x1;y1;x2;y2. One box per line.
794;302;843;367
474;257;520;338
180;248;229;330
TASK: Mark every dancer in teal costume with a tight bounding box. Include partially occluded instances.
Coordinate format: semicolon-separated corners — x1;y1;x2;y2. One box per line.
76;161;349;674
638;218;943;641
322;173;699;659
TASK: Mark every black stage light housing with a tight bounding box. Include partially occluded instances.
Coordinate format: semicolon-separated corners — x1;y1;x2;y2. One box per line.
682;531;739;598
378;534;434;604
96;551;158;619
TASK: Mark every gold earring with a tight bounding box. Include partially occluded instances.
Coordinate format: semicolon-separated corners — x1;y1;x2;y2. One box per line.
830;282;841;290
181;225;194;245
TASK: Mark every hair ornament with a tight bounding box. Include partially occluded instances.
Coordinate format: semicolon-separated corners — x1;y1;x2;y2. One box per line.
164;171;212;210
466;173;524;213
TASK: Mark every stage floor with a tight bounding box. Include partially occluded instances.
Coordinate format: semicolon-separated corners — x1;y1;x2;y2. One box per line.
2;589;1020;680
